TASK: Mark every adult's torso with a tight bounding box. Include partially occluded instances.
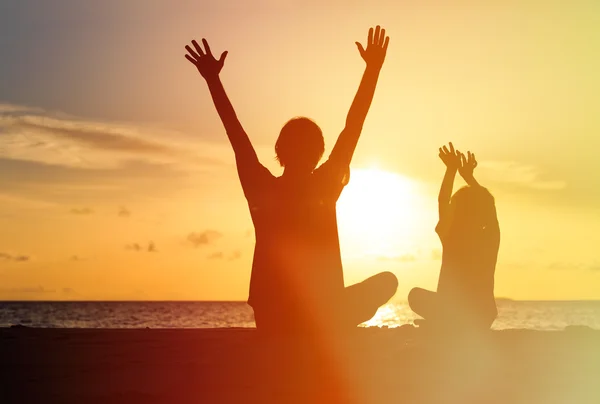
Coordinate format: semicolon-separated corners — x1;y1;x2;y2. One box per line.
247;170;345;311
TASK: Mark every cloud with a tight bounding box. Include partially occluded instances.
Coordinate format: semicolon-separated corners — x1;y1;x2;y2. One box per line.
547;262;580;271
16;120;174;155
0;102;228;171
229;250;242;261
126;242;157;253
118;206;131;217
0;157;191;207
70;207;93;215
0;286;78;298
0;102;238;207
62;287;78;296
3;110;178;163
207;250;242;261
187;230;222;248
479;161;566;191
0;286;54;294
547;261;600;271
0;252;30;262
208;252;224;260
125;243;142;252
0;157;187;185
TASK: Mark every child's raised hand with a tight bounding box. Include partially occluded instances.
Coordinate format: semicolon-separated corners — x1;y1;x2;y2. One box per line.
438;142;461;170
459;151;477;181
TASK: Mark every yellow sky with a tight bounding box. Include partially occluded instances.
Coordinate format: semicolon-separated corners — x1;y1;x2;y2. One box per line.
0;0;599;300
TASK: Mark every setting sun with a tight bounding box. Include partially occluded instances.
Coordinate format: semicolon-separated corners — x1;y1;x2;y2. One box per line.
337;168;426;259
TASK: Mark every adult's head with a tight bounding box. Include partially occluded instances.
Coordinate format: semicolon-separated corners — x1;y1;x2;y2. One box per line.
275;117;325;172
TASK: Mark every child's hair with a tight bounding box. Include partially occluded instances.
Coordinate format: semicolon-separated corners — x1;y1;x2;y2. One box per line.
449;186;497;235
275;117;325;170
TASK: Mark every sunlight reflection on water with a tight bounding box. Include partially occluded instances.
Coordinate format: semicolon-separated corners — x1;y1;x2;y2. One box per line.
1;301;599;330
360;302;416;328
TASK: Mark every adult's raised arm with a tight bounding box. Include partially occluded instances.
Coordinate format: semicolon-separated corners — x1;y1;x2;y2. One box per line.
328;26;389;167
185;39;266;188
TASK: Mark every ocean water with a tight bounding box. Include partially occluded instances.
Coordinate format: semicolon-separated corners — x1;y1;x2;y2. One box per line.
1;300;599;331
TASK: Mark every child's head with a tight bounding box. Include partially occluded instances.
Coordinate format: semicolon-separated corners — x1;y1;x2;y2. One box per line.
449;186;497;235
275;117;325;172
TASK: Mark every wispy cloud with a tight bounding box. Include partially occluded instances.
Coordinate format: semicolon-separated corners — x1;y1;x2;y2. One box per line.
229;250;242;261
207;250;242;261
0;102;228;170
479;161;566;191
547;262;580;271
0;285;79;298
187;230;222;248
0;157;191;207
70;207;93;215
548;261;600;271
125;243;143;252
16;119;175;155
0;252;30;262
207;252;224;260
0;103;235;206
0;286;53;295
125;242;157;253
118;206;131;217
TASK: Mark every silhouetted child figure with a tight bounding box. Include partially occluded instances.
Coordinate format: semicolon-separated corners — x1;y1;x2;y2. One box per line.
184;27;398;334
409;143;500;331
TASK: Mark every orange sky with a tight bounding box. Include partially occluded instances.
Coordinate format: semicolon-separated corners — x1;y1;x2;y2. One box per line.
0;0;599;300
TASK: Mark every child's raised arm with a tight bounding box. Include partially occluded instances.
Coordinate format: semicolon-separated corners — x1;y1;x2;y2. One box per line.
459;151;480;187
436;143;461;236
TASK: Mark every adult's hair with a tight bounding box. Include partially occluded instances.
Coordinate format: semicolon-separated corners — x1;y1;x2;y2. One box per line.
275;117;325;171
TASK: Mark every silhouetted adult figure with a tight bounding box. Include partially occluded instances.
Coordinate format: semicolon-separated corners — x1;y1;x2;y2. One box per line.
185;27;397;333
409;143;500;331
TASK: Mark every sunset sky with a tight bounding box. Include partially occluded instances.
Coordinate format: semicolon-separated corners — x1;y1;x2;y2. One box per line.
1;0;599;301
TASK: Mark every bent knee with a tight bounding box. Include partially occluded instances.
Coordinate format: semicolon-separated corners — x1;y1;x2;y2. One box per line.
408;287;425;308
379;271;398;297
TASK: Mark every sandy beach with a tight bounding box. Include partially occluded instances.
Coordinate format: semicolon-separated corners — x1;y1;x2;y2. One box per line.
1;326;599;404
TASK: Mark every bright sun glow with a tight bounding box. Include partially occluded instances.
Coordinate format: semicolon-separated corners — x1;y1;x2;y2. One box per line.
337;168;425;259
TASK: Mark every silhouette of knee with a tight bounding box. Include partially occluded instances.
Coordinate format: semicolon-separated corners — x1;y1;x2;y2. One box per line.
408;288;421;309
380;271;398;298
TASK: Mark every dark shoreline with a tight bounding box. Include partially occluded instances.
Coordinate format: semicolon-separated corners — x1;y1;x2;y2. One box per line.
2;327;600;404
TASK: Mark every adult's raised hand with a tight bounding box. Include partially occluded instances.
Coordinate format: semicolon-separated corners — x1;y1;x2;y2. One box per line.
185;38;228;79
356;26;390;70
